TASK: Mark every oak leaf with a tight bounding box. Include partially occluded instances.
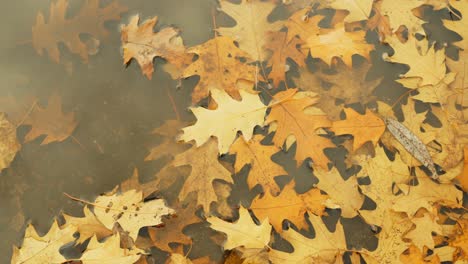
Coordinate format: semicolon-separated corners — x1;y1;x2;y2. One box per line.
217;0;284;60
331;108;385;151
171;139;233;213
266;89;334;168
121;15;191;80
385;36;446;87
79;234;144;264
269;214;346;263
32;0;127;63
305;24;373;66
148;201;201;253
296;59;382;106
449;218;468;261
93;189;174;240
400;245;440;264
0;113;20;171
405;212;442;249
361;211;413;264
229;135;287;195
285;9;323;42
145;120;189;162
408;73;457;106
11;221;77;264
444;0;468;50
120;169;159;199
22;94;78;145
377;0;425;34
182;36;259;103
355;147;411;226
250;181;328;232
367;1;392;41
207;207;271;250
263;32;306;87
62;206;112;244
327;0;373;23
314;167;364;218
455;146;468;191
179;89;266;154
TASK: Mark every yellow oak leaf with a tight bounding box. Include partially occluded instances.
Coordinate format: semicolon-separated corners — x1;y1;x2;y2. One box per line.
217;0;284;60
62;206;112;244
207;207;271;250
285;9;323;43
331;108;385;151
11;221;77;264
385;36;446;87
444;0;468;50
269;214;346;263
172;138;233;214
266;89;334;168
392;169;463;216
400;244;441;264
79;234;144;264
378;0;425;34
93;189;174;240
405;213;442;249
328;0;373;22
356;146;411;226
250;180;328;232
182;36;259;103
449;218;468;261
0;112;20;172
361;211;413;264
455;146;468;192
179;89;266;154
406;73;457;106
314;167;364;218
305;24;373;66
121;15;191;80
229;135;287;195
263;32;306;87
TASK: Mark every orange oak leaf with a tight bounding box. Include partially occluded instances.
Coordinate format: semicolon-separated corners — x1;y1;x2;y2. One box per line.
455;146;468;192
23;94;78;145
182;36;259;103
171;138;233;214
400;245;440;264
121;15;192;80
450;218;468;261
266;89;334;168
229;135;287;195
250;181;328;232
120;169;159;199
331;108;385;151
148;201;201;253
285;9;323;43
264;32;306;87
32;0;127;63
145;120;189;162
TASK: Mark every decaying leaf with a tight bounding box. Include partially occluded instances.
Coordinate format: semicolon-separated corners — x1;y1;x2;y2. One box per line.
22;94;78;145
208;207;272;250
171;138;233;214
229;135;287;195
32;0;127;63
182;36;259;103
266;89;334;168
11;221;77;264
93;189;174;240
145;120;189;162
179;89;266;154
250;180;328;232
121;15;191;80
217;0;284;60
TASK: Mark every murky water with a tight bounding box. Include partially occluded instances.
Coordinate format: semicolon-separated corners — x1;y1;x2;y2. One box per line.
0;0;466;263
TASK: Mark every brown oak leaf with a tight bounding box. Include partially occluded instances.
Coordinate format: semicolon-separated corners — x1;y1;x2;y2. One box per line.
32;0;127;63
23;94;78;145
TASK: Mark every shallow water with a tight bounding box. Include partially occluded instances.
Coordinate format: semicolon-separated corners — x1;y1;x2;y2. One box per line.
0;0;467;263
